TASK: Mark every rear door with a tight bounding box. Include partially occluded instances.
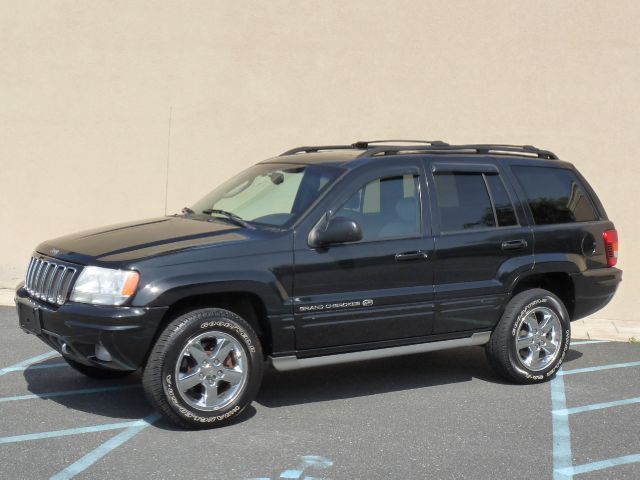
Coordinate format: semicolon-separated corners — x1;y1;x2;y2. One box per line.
292;159;435;352
426;159;534;334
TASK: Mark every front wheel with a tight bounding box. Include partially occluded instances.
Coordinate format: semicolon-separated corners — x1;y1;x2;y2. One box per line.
142;308;264;429
486;288;570;384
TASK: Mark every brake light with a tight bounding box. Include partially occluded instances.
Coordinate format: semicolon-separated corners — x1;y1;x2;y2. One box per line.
603;229;618;267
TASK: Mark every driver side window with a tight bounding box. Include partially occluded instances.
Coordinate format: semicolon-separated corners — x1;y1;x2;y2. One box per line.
336;174;421;242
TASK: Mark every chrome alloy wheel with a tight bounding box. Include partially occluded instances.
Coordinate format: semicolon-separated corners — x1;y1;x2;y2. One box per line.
515;306;563;371
174;331;248;411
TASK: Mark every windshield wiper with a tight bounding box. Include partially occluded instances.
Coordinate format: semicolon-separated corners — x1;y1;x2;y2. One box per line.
202;209;254;229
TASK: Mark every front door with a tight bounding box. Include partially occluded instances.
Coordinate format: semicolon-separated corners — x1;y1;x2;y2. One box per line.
293;160;435;353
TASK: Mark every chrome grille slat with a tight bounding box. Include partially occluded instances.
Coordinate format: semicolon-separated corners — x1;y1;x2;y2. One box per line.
44;264;57;301
25;258;35;291
52;266;67;303
58;268;76;304
46;266;61;303
27;258;38;291
30;258;42;292
23;256;78;305
36;262;50;297
32;260;45;295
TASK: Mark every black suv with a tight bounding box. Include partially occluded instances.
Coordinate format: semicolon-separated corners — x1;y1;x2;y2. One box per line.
15;140;622;428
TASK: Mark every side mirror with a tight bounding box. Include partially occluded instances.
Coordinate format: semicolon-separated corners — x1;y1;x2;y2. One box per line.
309;215;363;247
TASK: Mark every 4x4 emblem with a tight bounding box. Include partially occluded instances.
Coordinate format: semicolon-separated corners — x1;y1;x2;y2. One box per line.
50;248;60;256
362;299;374;307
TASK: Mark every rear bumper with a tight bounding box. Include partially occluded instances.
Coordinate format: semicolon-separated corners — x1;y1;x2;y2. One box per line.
571;267;622;320
15;286;168;371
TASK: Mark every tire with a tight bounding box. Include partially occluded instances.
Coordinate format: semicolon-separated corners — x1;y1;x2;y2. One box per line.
486;288;571;384
142;308;264;429
64;357;134;379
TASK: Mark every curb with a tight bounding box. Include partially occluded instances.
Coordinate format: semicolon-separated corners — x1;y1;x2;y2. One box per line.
571;318;640;343
0;289;14;307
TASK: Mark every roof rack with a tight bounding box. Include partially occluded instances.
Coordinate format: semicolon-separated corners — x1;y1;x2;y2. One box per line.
359;143;558;160
351;139;450;149
280;140;449;156
280;145;357;156
280;141;558;160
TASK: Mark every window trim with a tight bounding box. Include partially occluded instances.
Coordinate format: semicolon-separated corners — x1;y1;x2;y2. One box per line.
482;174;500;228
432;162;499;174
483;172;521;228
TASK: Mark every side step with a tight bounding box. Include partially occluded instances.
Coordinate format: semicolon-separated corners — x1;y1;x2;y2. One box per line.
270;332;491;372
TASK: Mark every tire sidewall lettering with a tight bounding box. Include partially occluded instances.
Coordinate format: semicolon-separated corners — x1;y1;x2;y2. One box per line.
161;317;256;424
511;298;548;337
509;296;569;380
200;321;256;353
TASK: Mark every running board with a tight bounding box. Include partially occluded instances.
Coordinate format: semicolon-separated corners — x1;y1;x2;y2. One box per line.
270;332;492;372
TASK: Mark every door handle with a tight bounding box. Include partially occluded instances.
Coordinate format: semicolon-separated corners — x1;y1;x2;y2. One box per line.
501;239;528;251
395;251;429;261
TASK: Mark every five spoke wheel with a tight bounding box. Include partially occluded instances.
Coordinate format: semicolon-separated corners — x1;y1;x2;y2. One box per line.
175;331;247;411
515;306;562;371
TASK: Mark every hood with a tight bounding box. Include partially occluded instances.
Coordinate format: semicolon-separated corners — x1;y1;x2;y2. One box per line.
36;216;253;264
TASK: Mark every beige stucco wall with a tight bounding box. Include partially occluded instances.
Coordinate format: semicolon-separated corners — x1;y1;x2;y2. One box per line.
1;1;638;320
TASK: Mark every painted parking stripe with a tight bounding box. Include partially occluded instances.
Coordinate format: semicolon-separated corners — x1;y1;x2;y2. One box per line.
553;396;640;416
1;362;68;374
556;453;640;477
550;373;573;480
49;413;160;480
559;361;640;376
570;340;610;345
0;384;140;403
0;419;151;445
0;351;59;376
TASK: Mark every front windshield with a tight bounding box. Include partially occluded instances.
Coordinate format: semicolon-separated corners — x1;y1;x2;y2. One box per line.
191;163;343;227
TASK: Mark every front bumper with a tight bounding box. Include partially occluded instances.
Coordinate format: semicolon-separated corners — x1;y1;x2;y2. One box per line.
15;286;168;371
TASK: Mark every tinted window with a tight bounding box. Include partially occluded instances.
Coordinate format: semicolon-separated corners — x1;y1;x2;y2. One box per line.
337;175;420;241
485;174;517;226
434;173;495;232
512;166;598;224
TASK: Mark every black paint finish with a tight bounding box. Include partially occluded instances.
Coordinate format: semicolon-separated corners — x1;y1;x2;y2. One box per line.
15;147;622;371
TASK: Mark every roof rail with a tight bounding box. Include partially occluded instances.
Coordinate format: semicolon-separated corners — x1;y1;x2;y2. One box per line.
358;143;558;160
351;139;450;149
280;141;558;160
280;145;356;156
280;140;449;156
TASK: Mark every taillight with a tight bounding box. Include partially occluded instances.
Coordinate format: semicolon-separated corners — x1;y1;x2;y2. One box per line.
603;229;618;267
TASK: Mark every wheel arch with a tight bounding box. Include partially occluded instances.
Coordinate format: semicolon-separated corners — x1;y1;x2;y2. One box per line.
510;271;575;319
145;286;277;364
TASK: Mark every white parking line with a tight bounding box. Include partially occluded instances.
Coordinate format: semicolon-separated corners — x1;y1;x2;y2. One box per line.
0;351;59;376
0;385;141;403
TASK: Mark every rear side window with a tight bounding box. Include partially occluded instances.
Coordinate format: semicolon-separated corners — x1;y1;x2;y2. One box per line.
512;166;598;224
434;173;490;232
434;172;518;232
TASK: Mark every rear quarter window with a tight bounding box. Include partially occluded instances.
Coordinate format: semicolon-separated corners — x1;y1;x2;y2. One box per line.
512;166;598;224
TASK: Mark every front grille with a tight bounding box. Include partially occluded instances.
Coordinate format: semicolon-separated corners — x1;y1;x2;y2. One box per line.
24;256;77;305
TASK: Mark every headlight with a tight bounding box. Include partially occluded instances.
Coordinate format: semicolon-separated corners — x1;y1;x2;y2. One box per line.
70;266;140;306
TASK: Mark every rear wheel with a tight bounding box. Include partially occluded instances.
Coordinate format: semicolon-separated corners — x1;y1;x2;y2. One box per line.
142;308;263;429
486;288;570;383
64;357;134;379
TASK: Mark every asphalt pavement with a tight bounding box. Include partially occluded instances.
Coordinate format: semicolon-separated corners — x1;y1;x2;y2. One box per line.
1;306;638;480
